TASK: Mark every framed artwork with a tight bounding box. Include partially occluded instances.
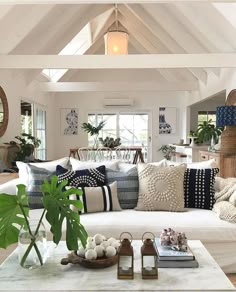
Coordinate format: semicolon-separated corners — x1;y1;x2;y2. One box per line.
159;107;177;134
60;108;78;135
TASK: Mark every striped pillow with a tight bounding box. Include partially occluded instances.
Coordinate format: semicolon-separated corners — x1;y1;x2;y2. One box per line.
27;164;55;209
69;182;121;214
106;167;139;209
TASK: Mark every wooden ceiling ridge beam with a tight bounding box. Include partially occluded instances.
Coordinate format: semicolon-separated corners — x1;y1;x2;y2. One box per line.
1;54;236;69
127;4;207;83
40;81;199;92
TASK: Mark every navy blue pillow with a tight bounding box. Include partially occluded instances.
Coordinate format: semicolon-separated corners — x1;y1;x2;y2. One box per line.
184;168;219;210
56;165;106;188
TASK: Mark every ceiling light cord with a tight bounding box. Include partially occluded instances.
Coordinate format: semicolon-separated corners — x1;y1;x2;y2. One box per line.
115;3;118;31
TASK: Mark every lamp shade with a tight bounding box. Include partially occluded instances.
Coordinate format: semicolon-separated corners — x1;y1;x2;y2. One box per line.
104;31;128;55
216;106;236;127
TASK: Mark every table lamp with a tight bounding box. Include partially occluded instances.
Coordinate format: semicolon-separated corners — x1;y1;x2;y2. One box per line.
216;89;236;153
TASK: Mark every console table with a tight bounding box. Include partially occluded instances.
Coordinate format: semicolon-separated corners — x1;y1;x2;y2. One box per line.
69;146;144;164
0;240;234;291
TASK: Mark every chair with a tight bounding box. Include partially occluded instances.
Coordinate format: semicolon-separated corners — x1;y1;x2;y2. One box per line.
96;147;113;162
115;146;132;163
78;147;96;161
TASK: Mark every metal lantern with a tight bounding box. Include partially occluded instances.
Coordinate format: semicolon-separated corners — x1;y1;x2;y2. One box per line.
141;232;158;279
117;232;134;280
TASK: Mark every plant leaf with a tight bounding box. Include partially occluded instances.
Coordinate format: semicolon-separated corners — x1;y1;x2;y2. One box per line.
0;185;29;249
41;176;87;250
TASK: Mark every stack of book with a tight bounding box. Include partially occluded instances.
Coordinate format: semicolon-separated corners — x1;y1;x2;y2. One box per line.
154;238;199;268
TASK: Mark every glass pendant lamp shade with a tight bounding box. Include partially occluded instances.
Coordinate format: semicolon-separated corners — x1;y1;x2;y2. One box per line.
104;31;128;55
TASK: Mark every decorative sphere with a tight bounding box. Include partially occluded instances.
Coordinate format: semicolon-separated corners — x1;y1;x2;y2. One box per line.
78;246;86;258
111;241;120;250
85;249;97;260
107;237;116;245
94;245;104;257
105;246;116;258
101;240;110;249
86;242;96;250
93;234;105;245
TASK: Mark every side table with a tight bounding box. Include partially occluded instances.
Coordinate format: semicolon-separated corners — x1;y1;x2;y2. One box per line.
0;172;18;185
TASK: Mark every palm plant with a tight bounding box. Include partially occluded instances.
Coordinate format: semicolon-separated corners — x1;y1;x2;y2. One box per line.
81;121;105;147
196;120;223;144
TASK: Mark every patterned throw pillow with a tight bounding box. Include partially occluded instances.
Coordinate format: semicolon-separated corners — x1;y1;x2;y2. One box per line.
69;181;121;214
106;167;139;209
184;168;219;210
27;164;55;209
56;165;106;187
136;163;187;212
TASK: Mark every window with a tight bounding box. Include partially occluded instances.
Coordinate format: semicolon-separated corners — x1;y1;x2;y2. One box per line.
88;112;149;161
35;108;46;160
198;111;216;126
20;100;47;160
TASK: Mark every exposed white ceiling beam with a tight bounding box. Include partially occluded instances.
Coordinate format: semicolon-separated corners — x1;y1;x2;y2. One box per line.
127;4;207;83
1;0;236;4
1;54;236;68
142;3;220;76
40;81;199;92
0;5;54;54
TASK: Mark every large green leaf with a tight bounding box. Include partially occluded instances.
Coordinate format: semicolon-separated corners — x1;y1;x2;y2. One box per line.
0;185;29;249
41;176;87;250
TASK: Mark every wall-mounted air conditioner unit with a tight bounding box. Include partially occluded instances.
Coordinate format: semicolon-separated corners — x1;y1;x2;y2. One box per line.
103;98;134;107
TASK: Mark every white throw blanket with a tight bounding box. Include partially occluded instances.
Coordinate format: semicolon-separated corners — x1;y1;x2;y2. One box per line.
213;178;236;223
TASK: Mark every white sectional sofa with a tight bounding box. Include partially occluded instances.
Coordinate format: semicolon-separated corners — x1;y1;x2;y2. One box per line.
1;174;236;273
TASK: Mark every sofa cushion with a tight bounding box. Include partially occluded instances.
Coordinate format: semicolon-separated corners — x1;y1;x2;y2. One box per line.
167;159;217;169
69;181;121;214
27;164;55;209
136;163;187;212
56;165;106;187
184;168;219;210
70;157;119;171
106;167;139;209
16;157;70;184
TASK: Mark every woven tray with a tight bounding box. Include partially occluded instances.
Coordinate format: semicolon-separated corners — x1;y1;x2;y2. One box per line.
61;251;118;269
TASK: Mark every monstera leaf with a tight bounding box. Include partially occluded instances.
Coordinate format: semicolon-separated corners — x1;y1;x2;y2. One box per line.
0;185;29;249
41;176;87;250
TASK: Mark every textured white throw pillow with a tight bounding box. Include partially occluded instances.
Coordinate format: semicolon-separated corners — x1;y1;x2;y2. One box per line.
70;157;119;171
16;157;70;183
136;163;187;212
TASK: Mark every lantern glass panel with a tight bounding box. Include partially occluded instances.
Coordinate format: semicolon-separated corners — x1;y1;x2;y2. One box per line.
119;255;132;275
143;255;156;270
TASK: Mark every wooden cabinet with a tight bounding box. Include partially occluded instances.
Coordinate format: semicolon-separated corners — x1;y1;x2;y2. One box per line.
199;151;236;178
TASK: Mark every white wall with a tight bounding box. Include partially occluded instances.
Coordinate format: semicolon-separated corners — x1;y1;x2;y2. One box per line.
54;91;188;162
0;71;55;160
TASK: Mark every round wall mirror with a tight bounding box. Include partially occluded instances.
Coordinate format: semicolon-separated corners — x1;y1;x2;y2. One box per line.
0;86;9;137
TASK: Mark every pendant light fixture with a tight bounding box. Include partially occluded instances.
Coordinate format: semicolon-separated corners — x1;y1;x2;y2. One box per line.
104;4;128;55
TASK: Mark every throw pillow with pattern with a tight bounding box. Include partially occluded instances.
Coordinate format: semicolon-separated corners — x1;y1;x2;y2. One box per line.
136;163;187;212
184;168;219;210
56;165;106;188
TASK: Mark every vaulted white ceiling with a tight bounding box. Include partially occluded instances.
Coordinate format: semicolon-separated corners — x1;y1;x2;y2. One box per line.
1;2;236;93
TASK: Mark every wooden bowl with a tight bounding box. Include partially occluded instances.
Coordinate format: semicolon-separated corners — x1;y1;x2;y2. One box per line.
61;251;118;269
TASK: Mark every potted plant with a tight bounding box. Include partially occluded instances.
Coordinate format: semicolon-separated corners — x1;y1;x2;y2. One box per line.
98;137;121;148
81;121;105;148
9;133;41;161
0;176;87;269
196;120;223;145
158;145;176;160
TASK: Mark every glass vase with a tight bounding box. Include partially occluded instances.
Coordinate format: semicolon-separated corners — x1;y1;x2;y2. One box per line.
18;220;47;269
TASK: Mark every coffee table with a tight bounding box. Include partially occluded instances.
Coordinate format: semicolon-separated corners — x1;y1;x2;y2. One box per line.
0;240;235;291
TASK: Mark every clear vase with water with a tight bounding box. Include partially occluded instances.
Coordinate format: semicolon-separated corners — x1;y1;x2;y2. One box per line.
18;220;47;269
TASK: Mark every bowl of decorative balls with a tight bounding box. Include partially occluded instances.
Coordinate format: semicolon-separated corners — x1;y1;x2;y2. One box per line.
61;234;120;269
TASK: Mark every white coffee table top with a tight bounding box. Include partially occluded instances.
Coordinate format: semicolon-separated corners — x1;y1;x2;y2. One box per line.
0;240;235;291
